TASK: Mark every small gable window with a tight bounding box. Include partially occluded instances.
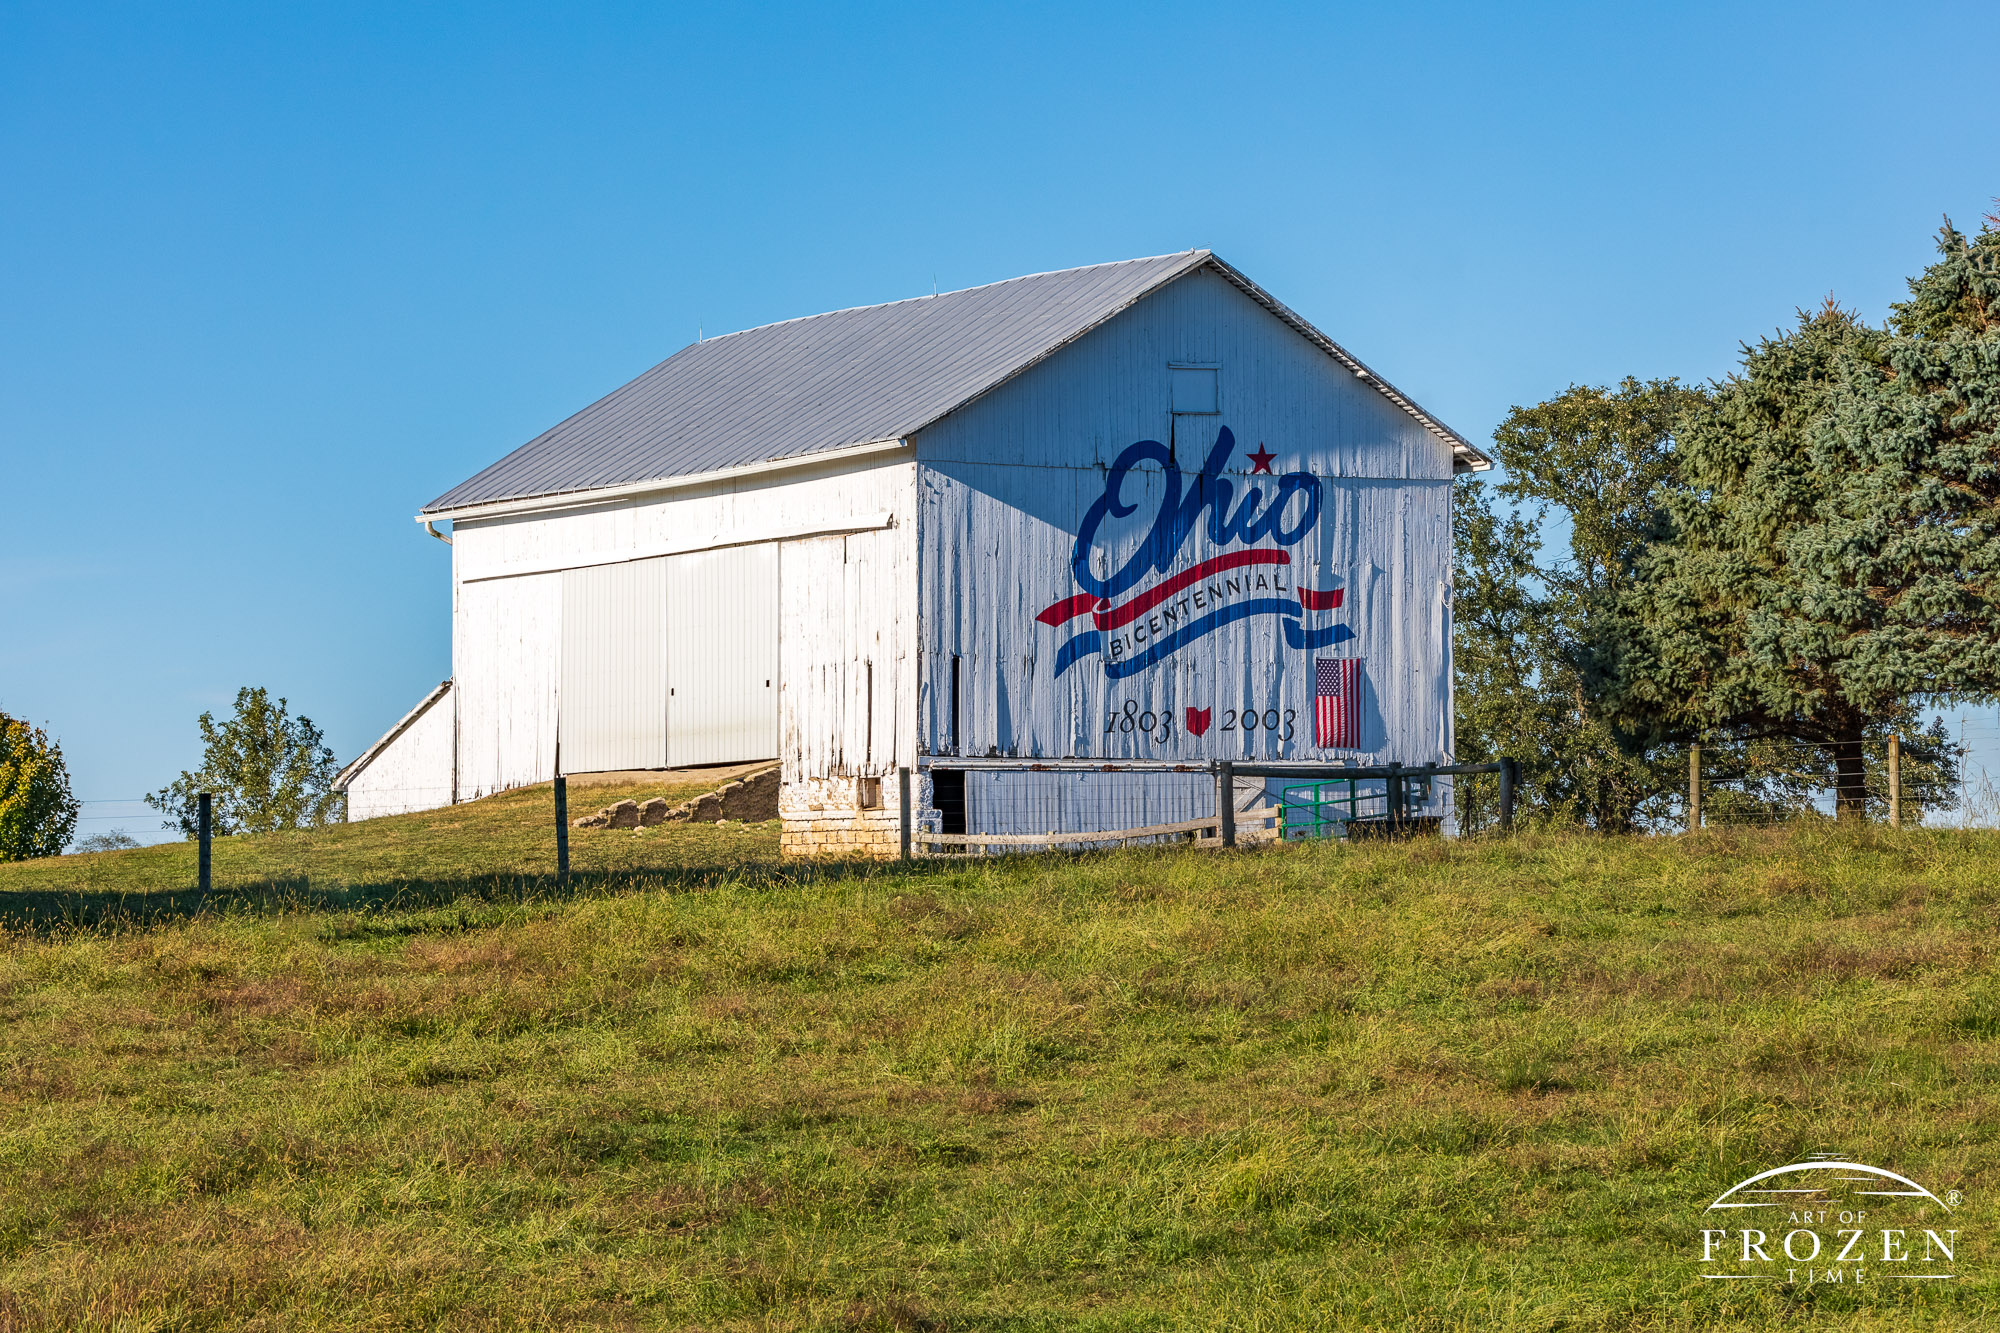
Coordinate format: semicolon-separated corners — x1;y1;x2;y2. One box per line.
1170;365;1219;414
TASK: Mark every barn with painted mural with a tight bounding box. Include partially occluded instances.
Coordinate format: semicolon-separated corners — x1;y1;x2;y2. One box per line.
334;251;1489;853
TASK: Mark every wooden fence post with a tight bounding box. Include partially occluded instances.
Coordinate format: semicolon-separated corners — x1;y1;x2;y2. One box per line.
899;766;912;862
1217;762;1236;848
197;791;211;892
1889;734;1901;828
1498;758;1516;832
1688;745;1702;832
554;774;569;883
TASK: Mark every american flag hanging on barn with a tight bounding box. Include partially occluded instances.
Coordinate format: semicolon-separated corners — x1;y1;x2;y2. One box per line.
1315;658;1362;748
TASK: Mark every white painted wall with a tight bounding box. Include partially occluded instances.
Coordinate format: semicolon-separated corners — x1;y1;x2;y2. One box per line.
560;557;667;773
778;518;918;788
917;267;1447;479
914;265;1457;812
343;685;455;821
450;452;911;583
668;542;779;766
455;569;561;799
447;453;917;797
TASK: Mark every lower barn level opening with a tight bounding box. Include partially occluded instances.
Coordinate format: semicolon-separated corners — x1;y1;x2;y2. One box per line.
903;760;1506;856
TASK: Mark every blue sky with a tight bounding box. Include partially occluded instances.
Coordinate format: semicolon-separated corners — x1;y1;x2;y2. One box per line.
4;1;1997;840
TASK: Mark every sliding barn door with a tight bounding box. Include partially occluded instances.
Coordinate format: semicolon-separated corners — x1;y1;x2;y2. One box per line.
666;544;779;765
559;558;667;772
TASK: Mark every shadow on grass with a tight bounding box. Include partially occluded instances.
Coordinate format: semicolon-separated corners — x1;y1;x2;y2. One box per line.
0;858;949;936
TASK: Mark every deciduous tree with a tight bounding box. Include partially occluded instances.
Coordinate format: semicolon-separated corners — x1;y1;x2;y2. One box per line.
147;687;345;837
1454;380;1702;830
0;710;79;860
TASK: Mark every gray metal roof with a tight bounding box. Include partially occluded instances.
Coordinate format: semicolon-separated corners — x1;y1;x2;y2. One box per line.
425;251;1484;514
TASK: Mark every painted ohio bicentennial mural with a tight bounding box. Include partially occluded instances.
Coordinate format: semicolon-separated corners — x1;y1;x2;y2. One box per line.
920;420;1453;765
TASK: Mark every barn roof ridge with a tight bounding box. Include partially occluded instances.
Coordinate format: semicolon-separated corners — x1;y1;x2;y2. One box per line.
423;252;1484;515
699;250;1211;343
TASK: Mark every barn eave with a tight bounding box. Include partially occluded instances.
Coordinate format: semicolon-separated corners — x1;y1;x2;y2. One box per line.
334;678;452;791
417;436;915;525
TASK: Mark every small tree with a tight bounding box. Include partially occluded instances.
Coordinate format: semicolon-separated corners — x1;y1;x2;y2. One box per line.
147;687;345;837
74;830;141;853
0;710;80;860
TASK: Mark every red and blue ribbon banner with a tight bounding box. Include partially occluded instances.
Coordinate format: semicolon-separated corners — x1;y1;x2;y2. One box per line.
1039;427;1353;680
1315;657;1362;749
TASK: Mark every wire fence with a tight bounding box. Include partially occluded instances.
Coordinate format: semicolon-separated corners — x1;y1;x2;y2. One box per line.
57;710;2000;863
1693;738;1951;828
1450;724;2000;835
1945;716;2000;829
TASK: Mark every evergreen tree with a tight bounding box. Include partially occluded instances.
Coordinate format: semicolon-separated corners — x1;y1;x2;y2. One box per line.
1604;216;2000;815
1890;212;1999;339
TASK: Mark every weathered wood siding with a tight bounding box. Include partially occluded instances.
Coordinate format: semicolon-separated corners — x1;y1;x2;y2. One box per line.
914;266;1454;811
344;686;455;820
776;512;919;787
454;569;560;799
448;455;917;799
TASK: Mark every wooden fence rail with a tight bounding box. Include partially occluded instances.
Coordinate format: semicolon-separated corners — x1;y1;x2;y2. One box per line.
895;759;1517;861
913;807;1282;852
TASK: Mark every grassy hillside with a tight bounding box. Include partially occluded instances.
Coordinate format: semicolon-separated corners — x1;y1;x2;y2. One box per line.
2;777;779;927
2;791;1998;1329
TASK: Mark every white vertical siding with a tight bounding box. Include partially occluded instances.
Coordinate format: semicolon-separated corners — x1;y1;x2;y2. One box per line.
780;534;848;780
666;543;778;765
344;685;455;821
456;572;560;798
916;470;1451;768
912;264;1457;802
916;267;1449;481
777;517;916;785
560;557;667;773
450;456;916;795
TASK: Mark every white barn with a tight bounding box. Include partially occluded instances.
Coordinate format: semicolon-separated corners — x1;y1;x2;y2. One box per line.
335;251;1489;850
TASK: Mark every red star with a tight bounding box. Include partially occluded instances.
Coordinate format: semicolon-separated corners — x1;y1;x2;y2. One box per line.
1247;444;1276;474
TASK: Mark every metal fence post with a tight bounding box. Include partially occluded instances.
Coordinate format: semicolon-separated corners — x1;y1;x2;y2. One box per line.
1688;744;1702;832
898;766;912;862
197;791;211;891
554;774;569;883
1498;759;1515;832
1217;761;1236;848
1888;734;1901;828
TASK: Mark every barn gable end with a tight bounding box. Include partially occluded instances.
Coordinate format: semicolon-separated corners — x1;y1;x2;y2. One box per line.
906;264;1458;838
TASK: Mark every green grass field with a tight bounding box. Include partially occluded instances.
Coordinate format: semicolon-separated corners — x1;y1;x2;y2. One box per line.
2;786;1997;1330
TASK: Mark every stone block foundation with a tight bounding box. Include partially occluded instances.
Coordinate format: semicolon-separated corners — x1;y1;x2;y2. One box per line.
780;773;937;859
